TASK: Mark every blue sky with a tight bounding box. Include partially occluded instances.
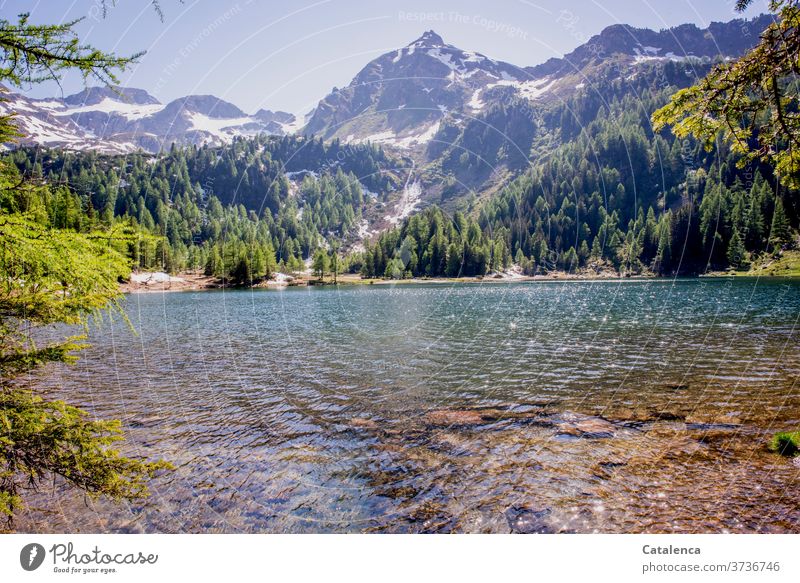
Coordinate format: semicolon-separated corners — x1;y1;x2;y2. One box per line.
3;0;769;116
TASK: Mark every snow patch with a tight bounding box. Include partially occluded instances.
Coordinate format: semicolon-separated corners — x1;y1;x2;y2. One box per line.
468;88;485;111
393;121;441;148
34;99;64;110
357;218;373;241
385;178;421;226
279;115;305;135
363;129;398;144
489;77;555;100
428;48;457;72
285;169;319;180
462;50;488;64
187;112;255;138
56;97;164;120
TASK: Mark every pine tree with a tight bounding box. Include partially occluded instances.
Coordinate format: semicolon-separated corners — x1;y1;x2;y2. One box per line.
770;197;792;250
312;248;329;281
231;256;252;284
446;243;462;277
727;229;748;268
654;212;673;273
329;248;339;284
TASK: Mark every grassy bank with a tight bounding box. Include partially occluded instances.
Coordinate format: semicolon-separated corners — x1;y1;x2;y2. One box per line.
705;250;800;278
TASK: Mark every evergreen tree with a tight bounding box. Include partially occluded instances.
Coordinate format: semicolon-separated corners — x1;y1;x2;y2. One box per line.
770;197;793;250
312;248;329;281
727;229;748;268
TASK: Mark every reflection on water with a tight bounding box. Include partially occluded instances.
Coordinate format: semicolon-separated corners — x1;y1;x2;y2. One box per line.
16;278;800;533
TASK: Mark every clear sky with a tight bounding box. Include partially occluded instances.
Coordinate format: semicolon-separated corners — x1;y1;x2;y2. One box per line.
4;0;770;117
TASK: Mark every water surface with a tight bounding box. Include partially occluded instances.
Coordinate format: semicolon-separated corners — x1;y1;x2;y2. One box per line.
17;278;800;533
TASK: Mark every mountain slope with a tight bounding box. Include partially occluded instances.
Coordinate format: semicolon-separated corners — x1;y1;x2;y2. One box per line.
292;15;775;209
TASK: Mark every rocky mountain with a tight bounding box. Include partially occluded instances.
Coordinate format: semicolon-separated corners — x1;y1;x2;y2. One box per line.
317;15;773;206
526;14;774;78
303;15;774;153
303;30;527;148
0;85;297;153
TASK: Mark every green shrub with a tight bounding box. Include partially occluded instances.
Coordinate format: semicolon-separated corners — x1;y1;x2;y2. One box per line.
770;431;800;457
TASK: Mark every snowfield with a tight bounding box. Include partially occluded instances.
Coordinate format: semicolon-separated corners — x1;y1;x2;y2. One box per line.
53;97;164;120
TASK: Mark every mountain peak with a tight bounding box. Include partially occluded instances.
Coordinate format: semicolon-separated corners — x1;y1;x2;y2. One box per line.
63;86;160;107
409;30;445;48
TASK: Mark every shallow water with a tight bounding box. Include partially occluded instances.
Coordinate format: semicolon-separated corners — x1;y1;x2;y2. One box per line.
16;278;800;533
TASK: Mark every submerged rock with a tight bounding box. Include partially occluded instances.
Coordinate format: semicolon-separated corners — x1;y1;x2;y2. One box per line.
422;404;556;429
649;409;686;422
685;412;742;426
554;413;617;439
505;506;553;534
349;417;380;430
598;460;627;469
424;409;486;426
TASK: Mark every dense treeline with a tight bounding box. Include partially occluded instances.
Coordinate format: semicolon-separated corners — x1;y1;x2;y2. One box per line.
6;135;396;282
356;206;509;278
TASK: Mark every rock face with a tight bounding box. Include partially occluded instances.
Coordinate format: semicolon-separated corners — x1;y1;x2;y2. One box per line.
295;15;773;206
0;85;296;153
2;13;774;206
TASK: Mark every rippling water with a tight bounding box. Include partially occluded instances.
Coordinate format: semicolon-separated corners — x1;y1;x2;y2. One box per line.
16;278;800;533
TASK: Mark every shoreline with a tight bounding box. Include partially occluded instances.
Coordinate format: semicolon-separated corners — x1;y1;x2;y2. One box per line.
120;269;800;294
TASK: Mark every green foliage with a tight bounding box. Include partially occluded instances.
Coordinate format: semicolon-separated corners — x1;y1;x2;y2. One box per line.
770;431;800;456
0;10;170;526
6;137;395;276
727;229;748;269
652;1;800;188
472;60;797;276
359;207;494;279
0;194;172;524
312;248;329;280
0;212;130;327
0;390;172;520
329;245;340;284
770;197;793;250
